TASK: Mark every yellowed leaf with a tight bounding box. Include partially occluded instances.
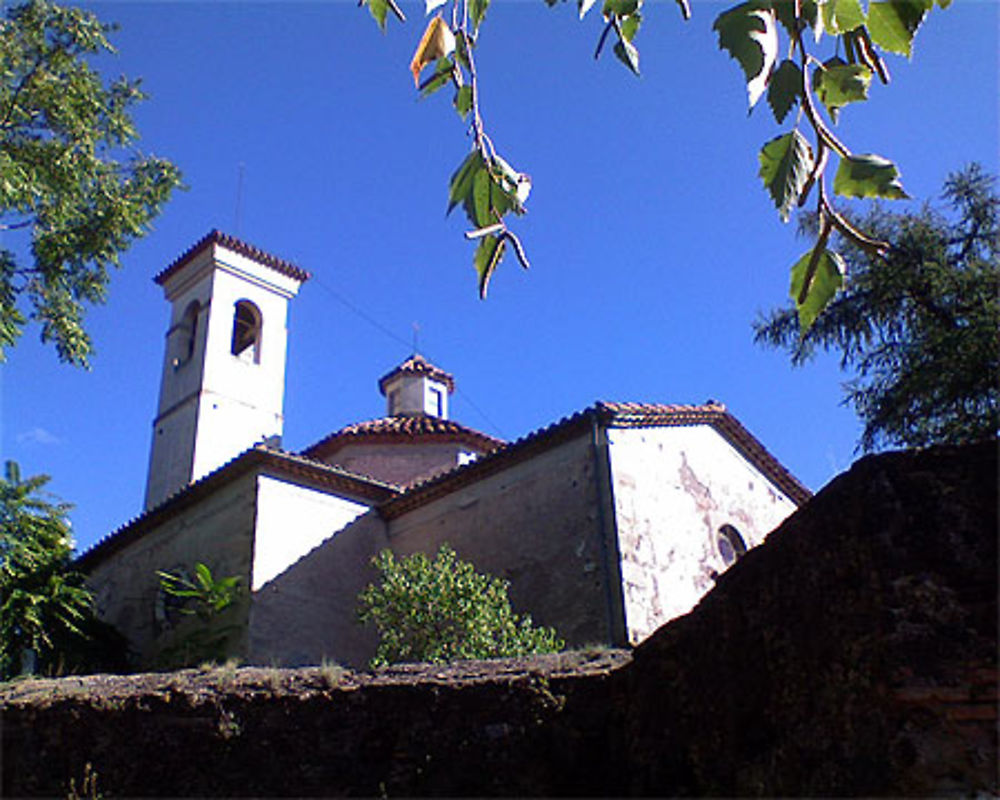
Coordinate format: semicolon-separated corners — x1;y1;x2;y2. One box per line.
410;16;456;87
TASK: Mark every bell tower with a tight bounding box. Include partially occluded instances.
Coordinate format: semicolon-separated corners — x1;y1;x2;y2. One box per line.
143;231;308;510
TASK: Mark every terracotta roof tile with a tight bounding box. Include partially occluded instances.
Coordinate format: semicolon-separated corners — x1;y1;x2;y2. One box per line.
75;446;398;571
301;414;503;461
153;230;311;286
378;354;455;395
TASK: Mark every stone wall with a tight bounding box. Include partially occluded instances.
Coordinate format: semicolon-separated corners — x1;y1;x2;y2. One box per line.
5;442;994;797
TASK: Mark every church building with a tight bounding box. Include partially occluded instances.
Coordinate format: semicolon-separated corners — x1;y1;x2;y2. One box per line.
78;231;810;669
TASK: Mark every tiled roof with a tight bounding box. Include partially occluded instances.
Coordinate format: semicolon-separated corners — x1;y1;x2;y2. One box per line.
594;401;812;505
301;414;503;461
379;401;811;519
75;446;399;571
153;230;311;286
378;354;456;395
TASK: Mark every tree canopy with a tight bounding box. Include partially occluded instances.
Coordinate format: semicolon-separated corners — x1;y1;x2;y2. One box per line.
754;164;999;451
0;460;126;680
358;545;564;666
0;0;180;366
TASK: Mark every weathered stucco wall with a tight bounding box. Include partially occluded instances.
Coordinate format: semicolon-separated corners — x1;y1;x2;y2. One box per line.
322;441;477;487
607;424;798;643
386;432;620;647
248;510;389;668
87;474;258;666
251;475;369;590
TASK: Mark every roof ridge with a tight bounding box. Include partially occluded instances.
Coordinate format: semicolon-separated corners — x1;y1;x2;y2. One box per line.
154;229;311;286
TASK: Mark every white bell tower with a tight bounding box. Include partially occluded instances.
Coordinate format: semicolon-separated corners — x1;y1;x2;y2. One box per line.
143;231;308;510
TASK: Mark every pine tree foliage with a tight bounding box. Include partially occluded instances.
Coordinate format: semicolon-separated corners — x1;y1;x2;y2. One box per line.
358;545;564;667
0;0;181;365
754;164;999;451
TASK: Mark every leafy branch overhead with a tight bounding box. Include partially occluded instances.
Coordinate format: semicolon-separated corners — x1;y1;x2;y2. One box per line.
363;0;951;325
0;0;181;366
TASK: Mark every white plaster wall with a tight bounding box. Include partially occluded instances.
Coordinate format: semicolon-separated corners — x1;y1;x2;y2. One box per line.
145;244;303;509
248;510;390;668
251;475;369;590
383;374;449;418
607;425;799;644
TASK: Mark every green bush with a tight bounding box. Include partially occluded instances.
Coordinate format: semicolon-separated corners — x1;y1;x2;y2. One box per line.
358;545;563;667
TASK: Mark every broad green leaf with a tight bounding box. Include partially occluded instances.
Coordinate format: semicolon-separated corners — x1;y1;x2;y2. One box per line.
473;167;492;227
767;60;801;124
367;0;389;30
833;153;909;199
620;11;641;42
453;85;472;120
758;130;813;222
821;0;866;34
867;0;931;57
713;2;778;109
469;0;490;32
447;150;485;216
789;247;845;331
419;57;453;98
813;59;872;119
772;0;818;38
474;234;507;298
613;38;641;75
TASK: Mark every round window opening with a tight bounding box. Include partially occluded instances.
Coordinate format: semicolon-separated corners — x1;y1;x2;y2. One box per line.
717;524;748;567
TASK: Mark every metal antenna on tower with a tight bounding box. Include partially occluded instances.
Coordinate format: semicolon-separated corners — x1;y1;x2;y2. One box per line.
234;163;245;235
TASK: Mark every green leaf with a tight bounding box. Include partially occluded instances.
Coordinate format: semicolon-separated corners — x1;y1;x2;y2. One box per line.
813;59;872;119
419;57;453;98
447;150;485;217
833;154;909;199
867;0;931;57
613;38;641;75
366;0;389;30
772;0;818;38
820;0;866;34
789;247;845;331
469;0;490;32
713;2;778;109
473;167;492;227
767;60;802;124
453;86;473;120
603;0;639;16
758;130;814;222
474;234;507;299
620;11;641;42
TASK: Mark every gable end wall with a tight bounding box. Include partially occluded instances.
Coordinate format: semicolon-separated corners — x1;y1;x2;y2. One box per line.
607;424;799;643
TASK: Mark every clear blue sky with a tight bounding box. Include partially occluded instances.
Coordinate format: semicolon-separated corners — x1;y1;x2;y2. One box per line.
2;0;997;553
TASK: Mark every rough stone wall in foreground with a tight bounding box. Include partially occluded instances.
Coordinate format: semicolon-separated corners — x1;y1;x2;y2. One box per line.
2;442;995;797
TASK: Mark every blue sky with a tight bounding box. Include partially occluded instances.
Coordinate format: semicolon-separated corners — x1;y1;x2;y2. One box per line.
2;0;997;553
